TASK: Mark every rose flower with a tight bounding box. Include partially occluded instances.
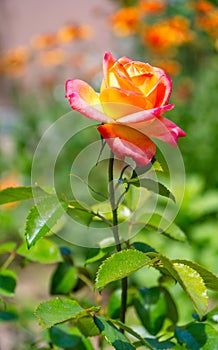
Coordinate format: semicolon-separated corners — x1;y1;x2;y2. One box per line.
66;52;185;166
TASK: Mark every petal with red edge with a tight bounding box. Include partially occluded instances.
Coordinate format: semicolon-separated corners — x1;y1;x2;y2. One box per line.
134;115;186;146
98;123;156;166
118;104;174;124
103;52;129;88
66;79;112;123
146;73;172;107
103;52;117;87
102;52;141;94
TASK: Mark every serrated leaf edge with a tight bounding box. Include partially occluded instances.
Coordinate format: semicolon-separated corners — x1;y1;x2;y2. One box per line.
173;259;218;291
95;249;150;291
25;198;68;248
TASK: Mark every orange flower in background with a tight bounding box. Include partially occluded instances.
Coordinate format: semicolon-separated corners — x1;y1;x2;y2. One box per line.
58;25;78;42
0;46;29;77
66;52;185;166
76;25;94;40
143;16;194;52
111;7;140;36
193;0;218;38
196;9;218;37
193;0;214;13
0;175;20;209
139;0;166;14
37;48;67;67
58;24;93;43
31;33;58;49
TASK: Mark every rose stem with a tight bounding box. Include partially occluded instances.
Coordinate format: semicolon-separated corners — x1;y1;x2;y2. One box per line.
108;151;128;330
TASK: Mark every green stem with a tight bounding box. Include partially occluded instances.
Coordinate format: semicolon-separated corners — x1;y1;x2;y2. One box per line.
108;151;128;330
1;250;16;270
108;152;121;251
120;277;128;326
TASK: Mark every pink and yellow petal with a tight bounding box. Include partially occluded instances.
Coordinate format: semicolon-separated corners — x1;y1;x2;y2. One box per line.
98;123;156;166
66;79;112;123
118;104;174;124
66;79;99;105
135;115;186;146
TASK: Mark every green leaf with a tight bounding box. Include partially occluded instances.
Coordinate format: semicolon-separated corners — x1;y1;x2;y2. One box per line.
126;178;175;202
0;242;16;255
49;325;82;348
207;307;218;324
67;200;95;226
80;337;95;350
94;315;135;350
132;242;157;254
143;337;175;349
162;287;178;324
0;186;51;205
0;311;18;322
17;238;63;264
25;197;68;248
159;256;208;319
85;248;107;265
175;323;218;349
95;249;150;291
0;270;17;297
50;263;78;295
91;202;130;222
76;316;100;337
173;259;218;291
49;324;95;349
111;319;153;349
152;160;164;172
130;159;163;179
35;297;99;329
141;213;187;242
134;287;167;335
85;246;114;265
173;263;208;318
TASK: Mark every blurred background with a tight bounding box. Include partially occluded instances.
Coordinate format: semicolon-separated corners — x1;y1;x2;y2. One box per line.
0;0;218;348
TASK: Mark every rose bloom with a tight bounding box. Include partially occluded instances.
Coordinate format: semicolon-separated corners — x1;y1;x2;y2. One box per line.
66;52;185;166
